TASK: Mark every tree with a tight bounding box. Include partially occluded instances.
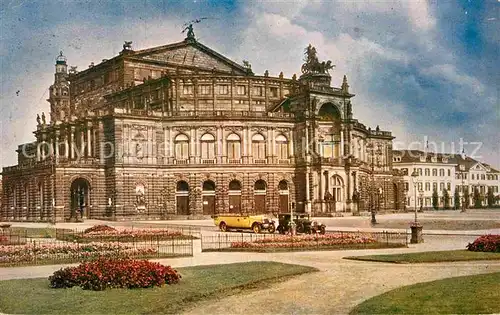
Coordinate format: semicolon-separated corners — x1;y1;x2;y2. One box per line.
464;187;470;208
454;187;460;210
473;187;482;208
487;187;495;207
443;188;450;209
432;188;439;210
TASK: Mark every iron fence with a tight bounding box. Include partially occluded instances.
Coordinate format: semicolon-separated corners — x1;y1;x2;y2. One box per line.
0;229;28;245
201;230;408;252
0;229;193;267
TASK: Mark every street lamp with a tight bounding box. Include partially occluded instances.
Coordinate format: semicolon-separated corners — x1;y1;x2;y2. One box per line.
410;169;423;243
367;143;382;225
411;169;419;225
459;165;467;213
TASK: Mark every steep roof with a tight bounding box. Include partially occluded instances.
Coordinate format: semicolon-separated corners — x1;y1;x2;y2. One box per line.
393;149;498;173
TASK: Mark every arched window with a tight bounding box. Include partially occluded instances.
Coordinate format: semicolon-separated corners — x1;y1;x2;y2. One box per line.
439;169;444;177
200;133;215;160
425;168;430;176
432;169;437;176
425;182;430;191
175;134;189;160
252;134;266;160
227;133;241;160
275;135;288;160
331;176;343;202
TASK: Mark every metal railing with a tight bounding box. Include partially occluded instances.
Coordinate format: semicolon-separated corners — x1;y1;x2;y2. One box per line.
201;230;407;252
0;228;193;267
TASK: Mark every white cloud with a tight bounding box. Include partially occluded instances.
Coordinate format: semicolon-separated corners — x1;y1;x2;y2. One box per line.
421;64;485;94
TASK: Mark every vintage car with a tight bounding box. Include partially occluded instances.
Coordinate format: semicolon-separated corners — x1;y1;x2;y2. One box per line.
212;214;276;233
276;213;326;235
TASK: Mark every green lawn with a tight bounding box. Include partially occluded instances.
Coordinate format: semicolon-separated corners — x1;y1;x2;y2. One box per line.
344;250;500;263
0;261;317;314
350;272;500;314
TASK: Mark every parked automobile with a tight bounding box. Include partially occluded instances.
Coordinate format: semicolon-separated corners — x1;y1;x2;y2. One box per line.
276;213;326;234
212;214;276;233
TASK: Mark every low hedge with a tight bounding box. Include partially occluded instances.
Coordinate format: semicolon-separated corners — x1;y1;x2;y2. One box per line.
467;234;500;253
49;258;181;290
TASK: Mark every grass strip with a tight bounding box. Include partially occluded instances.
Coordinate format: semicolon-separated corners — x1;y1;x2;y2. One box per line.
349;272;500;314
0;261;317;314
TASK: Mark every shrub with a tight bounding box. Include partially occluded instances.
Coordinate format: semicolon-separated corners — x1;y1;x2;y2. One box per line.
466;234;500;253
49;258;181;290
84;225;117;234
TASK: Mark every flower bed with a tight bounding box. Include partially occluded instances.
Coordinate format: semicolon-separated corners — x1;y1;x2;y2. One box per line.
83;225;117;234
49;258;180;290
58;226;192;243
467;234;500;252
231;233;377;249
0;242;157;265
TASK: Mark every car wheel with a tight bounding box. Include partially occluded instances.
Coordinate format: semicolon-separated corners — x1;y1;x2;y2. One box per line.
252;223;261;234
296;224;304;234
219;222;227;232
268;223;276;234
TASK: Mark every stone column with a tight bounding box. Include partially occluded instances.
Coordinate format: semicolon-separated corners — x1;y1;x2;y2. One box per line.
216;126;222;163
70;127;75;159
288;129;294;161
242;127;248;163
87;125;92;157
190;128;195;163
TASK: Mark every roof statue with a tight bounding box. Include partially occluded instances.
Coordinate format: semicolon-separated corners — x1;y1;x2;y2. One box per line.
36;114;41;126
301;44;335;75
41;112;46;125
123;41;133;51
182;18;208;41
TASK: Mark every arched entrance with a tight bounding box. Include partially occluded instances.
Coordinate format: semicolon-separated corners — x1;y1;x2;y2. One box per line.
228;180;241;213
278;180;289;213
254;180;267;213
202;180;216;215
176;181;189;215
70;178;91;219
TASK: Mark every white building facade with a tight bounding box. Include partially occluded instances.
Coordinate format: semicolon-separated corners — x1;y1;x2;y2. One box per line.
393;150;500;210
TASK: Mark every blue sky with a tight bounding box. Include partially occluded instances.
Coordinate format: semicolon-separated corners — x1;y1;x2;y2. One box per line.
0;0;498;168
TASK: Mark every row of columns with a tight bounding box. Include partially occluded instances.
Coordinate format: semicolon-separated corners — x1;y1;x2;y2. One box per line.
37;123;95;161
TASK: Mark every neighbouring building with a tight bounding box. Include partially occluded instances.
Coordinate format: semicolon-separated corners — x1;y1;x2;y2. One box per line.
1;27;404;222
393;150;500;210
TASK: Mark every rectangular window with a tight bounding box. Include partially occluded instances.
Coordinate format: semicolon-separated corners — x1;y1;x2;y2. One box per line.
447;182;451;190
481;174;485;180
433;182;438;190
418;168;423;176
201;141;215;159
183;85;193;95
447;169;451;176
227;142;241;159
252;142;266;159
425;182;430;191
199;85;211;95
237;85;247;95
219;85;229;95
440;182;444;191
270;87;278;97
254;86;264;96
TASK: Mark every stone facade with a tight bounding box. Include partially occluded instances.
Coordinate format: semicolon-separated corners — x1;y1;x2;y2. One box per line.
1;32;404;222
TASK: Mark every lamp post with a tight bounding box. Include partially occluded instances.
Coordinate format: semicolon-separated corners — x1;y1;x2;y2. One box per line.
367;143;381;225
411;170;419;224
410;169;423;243
459;165;467;213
